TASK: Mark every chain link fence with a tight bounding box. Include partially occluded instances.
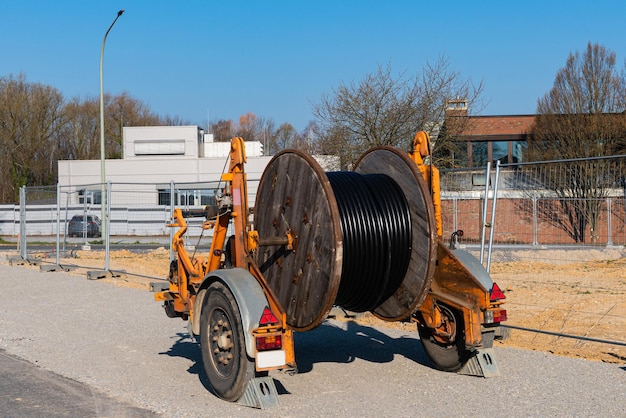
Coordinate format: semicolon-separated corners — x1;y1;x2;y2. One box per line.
440;157;626;355
3;178;262;272
440;156;626;247
3;155;626;268
3;156;625;353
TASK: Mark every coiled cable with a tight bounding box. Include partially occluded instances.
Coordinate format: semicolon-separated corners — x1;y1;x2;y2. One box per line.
327;171;412;312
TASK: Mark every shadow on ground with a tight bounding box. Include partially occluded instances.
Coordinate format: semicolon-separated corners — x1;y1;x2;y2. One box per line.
158;319;431;397
292;320;429;373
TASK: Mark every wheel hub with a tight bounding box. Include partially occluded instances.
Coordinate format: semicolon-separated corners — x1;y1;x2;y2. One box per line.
217;331;232;350
210;313;235;373
432;305;457;344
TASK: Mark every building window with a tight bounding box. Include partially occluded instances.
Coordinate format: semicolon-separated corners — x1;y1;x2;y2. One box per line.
472;142;488;166
158;189;178;206
158;188;216;206
461;140;528;167
200;190;216;206
79;189;101;205
513;141;526;163
492;141;509;162
179;190;194;206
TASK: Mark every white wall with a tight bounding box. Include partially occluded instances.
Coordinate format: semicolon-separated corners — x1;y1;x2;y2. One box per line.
123;126;202;159
57;156;272;206
202;141;264;158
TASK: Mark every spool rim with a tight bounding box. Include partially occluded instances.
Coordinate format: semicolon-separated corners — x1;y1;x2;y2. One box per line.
254;149;343;331
353;146;438;321
255;146;437;329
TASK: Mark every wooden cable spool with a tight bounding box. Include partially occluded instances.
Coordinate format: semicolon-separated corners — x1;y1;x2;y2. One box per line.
254;147;437;331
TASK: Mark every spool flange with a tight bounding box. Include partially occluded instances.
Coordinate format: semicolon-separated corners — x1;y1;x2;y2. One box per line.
254;150;342;331
353;146;437;321
254;147;437;330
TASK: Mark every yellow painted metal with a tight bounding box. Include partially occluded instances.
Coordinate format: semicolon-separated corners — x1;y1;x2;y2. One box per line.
155;137;295;371
409;131;503;349
408;131;442;238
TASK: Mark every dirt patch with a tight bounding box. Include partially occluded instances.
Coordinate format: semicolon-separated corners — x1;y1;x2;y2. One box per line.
10;247;626;365
488;256;626;364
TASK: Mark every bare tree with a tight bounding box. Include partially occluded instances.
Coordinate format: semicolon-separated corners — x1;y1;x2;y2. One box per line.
0;73;66;203
107;91;169;158
236;112;259;142
273;122;297;153
527;42;626;242
530;42;626;159
419;59;485;168
59;97;99;160
255;116;276;156
313;58;484;168
298;121;322;154
0;74;190;203
60;92;186;161
211;119;235;142
209;113;279;154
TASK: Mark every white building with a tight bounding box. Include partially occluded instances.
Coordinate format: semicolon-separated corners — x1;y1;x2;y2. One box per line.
58;126;271;207
1;125;339;236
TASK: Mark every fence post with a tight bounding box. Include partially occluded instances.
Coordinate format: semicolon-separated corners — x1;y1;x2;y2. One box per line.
532;197;538;246
486;161;501;273
169;180;175;263
480;162;491;265
82;187;89;243
453;198;458;234
63;191;70;255
105;181;111;271
607;197;613;247
56;183;61;266
19;186;26;260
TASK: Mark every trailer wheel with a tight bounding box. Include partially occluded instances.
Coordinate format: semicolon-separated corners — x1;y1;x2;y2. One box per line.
200;281;255;401
417;305;470;372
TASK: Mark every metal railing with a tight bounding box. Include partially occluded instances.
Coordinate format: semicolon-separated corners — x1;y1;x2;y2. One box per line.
440;155;626;248
3;157;626;353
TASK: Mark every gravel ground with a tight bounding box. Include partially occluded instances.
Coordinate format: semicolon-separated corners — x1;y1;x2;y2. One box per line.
0;260;625;417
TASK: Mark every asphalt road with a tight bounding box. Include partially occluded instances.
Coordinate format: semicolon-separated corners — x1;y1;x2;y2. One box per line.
0;349;156;418
0;259;625;417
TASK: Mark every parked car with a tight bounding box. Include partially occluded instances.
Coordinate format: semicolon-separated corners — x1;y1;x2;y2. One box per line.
67;215;101;238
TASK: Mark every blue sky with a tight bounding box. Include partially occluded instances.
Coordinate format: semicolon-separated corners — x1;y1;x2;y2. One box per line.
2;1;625;131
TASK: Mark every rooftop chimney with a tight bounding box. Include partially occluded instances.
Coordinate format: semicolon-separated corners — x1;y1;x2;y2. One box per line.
445;98;468;118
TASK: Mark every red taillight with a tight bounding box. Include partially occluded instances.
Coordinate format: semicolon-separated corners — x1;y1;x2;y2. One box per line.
494;309;507;322
259;306;279;326
256;334;282;351
490;282;506;302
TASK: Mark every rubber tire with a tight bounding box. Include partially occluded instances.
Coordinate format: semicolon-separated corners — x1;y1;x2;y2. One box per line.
200;281;255;401
417;307;470;372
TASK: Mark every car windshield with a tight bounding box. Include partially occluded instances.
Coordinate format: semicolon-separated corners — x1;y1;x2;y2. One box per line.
72;216;98;222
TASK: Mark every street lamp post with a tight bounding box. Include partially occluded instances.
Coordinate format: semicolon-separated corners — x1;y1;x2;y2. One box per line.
100;9;124;270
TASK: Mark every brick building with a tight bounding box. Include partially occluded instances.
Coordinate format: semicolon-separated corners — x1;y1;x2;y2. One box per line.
442;98;535;167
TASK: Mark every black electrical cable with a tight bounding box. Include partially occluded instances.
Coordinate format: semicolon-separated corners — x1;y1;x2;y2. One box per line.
327;171;412;312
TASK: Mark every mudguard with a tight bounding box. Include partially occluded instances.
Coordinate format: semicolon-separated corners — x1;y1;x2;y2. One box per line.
192;268;269;359
449;248;493;292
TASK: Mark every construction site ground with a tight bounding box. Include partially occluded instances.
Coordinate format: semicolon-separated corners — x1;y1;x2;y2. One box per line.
6;245;626;365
